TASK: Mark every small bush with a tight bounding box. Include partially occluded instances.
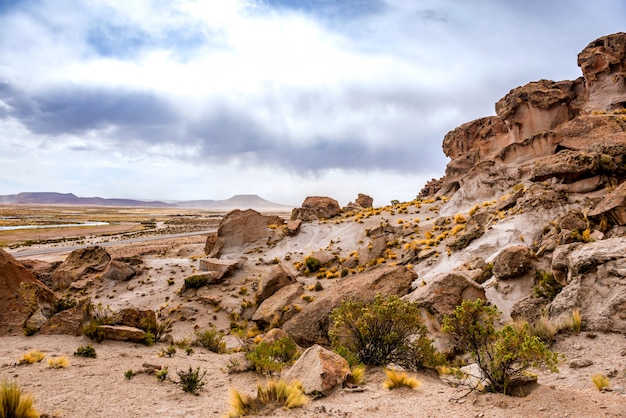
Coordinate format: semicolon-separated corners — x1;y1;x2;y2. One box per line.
54;296;78;313
175;367;206;395
382;369;421;390
195;328;226;353
0;381;39;418
83;320;106;343
22;326;38;337
442;299;559;395
18;351;45;365
246;337;299;375
534;271;563;301
227;379;308;417
591;373;610;391
124;369;136;380
329;294;439;370
159;345;176;357
184;275;209;289
304;257;321;273
47;356;69;368
74;344;97;358
156;367;169;382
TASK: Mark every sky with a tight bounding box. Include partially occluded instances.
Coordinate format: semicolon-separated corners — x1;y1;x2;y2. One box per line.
0;0;624;206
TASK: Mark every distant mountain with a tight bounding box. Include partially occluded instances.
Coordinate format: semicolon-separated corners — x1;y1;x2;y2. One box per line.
0;192;172;207
178;194;292;211
0;192;292;211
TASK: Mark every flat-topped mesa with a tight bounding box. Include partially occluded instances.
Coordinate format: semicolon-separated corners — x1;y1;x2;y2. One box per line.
578;32;626;112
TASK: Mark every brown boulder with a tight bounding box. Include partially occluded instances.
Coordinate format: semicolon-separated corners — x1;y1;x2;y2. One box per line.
558;209;589;232
283;345;351;396
198;257;243;281
0;249;57;335
100;325;147;343
256;264;297;304
209;209;270;257
492;246;532;280
111;308;156;330
292;196;340;221
577;32;626;111
204;233;218;255
285;219;302;236
282;266;416;347
39;304;88;336
405;272;486;322
355;193;373;208
252;283;304;328
102;261;136;281
589;181;626;225
51;246;111;290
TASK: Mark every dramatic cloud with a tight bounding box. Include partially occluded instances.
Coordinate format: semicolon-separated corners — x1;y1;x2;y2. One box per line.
0;0;624;205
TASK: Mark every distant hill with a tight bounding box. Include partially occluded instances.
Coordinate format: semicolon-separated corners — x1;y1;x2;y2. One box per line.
177;194;293;211
0;192;292;211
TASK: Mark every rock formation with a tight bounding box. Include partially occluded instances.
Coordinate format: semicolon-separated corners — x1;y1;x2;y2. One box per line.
292;196;341;221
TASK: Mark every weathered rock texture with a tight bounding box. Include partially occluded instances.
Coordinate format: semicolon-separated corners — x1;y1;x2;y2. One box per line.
0;249;57;335
283;345;351;396
292;196;341;221
209;209;270;257
283;266;416;347
51;246;111;290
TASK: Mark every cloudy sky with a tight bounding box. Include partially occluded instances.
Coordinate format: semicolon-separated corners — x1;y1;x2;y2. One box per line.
0;0;624;206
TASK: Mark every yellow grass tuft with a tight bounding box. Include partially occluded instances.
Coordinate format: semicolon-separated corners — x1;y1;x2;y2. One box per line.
571;309;582;333
227;379;308;417
382;369;421;390
47;356;70;368
19;351;45;365
453;213;466;224
350;365;366;385
591;374;610;391
0;381;39;418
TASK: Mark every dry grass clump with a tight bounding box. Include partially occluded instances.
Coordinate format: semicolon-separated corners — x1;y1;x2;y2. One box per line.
349;365;366;385
47;356;70;368
382;369;421;390
453;213;466;224
227;379;308;417
18;351;45;365
591;374;610;391
570;309;582;333
0;381;39;418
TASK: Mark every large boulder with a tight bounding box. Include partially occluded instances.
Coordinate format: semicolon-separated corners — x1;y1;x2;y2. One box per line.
549;237;626;332
405;272;486;323
252;283;304;328
291;196;340;221
283;345;351;396
283;266;416;347
492;245;532;280
39;304;88;336
102;261;136;281
0;249;57;335
589;181;626;225
50;246;111;290
531;150;600;182
209;209;270;257
355;193;374;208
256;264;296;304
111;308;156;330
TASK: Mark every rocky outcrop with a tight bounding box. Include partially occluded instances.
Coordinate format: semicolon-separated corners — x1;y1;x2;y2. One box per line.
283;345;351;396
285;219;302;236
283;266;416;346
549;237;626;332
110;308;156;331
578;32;626;112
492;246;532;280
292;196;341;221
204;233;218;255
256;264;296;304
0;249;57;335
198;258;244;281
39;304;88;336
208;209;270;257
355;193;373;208
50;246;111;290
531;150;600;182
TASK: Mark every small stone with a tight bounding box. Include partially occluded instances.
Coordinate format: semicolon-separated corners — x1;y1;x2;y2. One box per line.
612;385;624;394
569;359;593;369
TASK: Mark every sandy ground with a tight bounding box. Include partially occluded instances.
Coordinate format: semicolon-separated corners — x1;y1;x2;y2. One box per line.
1;332;625;418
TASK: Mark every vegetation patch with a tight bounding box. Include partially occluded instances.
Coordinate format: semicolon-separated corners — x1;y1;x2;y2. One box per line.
0;381;39;418
246;337;299;375
227;379;308;417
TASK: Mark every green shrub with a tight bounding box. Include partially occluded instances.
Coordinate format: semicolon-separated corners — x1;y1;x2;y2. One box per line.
246;337;299;375
156;367;169;382
534;271;563;301
159;345;176;357
184;275;209;289
175;367;206;395
195;328;226;353
0;381;39;418
442;299;559;395
74;344;97;358
124;369;136;380
83;320;106;343
304;257;321;273
329;294;440;370
54;296;78;313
